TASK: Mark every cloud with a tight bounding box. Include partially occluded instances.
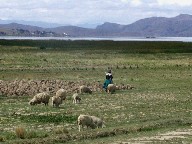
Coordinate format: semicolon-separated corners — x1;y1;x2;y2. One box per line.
120;0;142;6
0;0;191;26
157;0;192;6
130;0;142;6
121;0;128;3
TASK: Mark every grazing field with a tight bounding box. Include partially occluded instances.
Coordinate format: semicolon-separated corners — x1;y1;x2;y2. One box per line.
0;40;192;143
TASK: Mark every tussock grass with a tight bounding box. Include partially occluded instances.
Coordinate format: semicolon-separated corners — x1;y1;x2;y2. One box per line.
15;127;25;139
0;136;5;142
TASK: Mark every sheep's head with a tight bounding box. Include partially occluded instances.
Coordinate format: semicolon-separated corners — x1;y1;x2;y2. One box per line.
89;90;92;94
29;98;40;105
76;97;81;103
29;98;36;105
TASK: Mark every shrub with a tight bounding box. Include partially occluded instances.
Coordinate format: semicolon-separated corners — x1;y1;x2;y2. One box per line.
0;136;5;142
54;127;69;134
123;66;127;69
15;127;26;139
39;46;46;50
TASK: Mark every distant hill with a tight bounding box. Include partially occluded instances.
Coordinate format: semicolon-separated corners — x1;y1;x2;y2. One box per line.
1;14;192;37
45;26;95;37
0;19;62;28
120;14;192;37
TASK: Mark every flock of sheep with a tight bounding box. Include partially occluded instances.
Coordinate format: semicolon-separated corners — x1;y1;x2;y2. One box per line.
28;84;116;106
28;85;112;131
0;79;133;132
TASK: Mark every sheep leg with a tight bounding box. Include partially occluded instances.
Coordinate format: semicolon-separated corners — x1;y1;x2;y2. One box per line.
79;125;81;132
45;102;48;106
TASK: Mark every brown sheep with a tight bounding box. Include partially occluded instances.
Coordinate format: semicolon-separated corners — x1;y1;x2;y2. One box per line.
79;85;92;94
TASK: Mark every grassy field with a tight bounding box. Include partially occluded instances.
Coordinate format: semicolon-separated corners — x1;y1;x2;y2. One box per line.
0;40;192;143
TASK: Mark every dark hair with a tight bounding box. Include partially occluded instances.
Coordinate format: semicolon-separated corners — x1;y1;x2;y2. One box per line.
108;69;111;73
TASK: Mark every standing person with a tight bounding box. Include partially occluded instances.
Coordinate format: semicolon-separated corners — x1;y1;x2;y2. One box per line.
103;69;113;91
105;69;113;83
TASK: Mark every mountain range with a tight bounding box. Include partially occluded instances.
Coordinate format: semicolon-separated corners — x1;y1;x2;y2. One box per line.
1;14;192;37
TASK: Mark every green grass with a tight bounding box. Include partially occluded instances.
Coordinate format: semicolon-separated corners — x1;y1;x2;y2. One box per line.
19;114;77;124
0;40;192;143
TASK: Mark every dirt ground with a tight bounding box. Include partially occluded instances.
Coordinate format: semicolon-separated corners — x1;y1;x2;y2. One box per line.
113;128;192;144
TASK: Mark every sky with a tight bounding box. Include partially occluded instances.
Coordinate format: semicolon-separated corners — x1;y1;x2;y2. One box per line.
0;0;192;27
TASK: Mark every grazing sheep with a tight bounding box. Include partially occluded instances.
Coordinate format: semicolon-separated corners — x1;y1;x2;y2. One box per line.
49;89;67;107
90;116;105;128
52;96;62;107
29;92;50;106
107;84;116;94
56;88;67;101
77;114;105;131
72;93;81;104
77;114;96;132
79;85;92;94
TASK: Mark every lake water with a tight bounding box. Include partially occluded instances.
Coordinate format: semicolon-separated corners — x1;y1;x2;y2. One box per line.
1;36;192;42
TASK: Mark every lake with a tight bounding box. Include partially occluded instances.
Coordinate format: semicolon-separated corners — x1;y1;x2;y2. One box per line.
1;36;192;42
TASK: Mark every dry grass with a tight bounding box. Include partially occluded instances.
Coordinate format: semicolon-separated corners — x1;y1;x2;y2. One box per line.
15;127;25;139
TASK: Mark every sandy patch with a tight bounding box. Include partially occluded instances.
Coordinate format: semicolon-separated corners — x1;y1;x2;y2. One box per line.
113;128;192;144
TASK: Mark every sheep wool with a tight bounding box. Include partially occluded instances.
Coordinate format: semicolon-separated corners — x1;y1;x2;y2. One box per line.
107;84;116;94
56;88;67;100
90;116;105;128
52;96;62;107
77;114;96;132
29;92;50;105
79;85;92;94
77;114;105;131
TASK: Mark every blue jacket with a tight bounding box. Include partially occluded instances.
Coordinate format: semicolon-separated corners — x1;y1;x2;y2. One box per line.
103;79;112;89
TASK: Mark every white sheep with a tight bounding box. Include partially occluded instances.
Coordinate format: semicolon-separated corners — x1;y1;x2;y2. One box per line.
52;96;62;107
77;114;105;131
90;116;105;128
72;93;81;104
29;92;50;106
77;114;96;132
50;88;67;107
79;85;92;94
56;88;67;101
107;84;116;94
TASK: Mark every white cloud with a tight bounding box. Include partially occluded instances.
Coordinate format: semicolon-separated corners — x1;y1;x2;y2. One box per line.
120;0;142;6
130;0;142;6
121;0;128;3
157;0;192;6
0;0;191;26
